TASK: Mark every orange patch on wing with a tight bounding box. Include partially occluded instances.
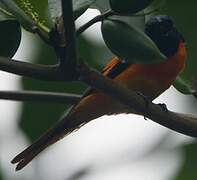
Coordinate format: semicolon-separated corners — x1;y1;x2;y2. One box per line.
102;57;120;76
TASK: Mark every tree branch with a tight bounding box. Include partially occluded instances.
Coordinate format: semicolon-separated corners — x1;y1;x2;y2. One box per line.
0;56;65;81
79;62;197;138
61;0;78;73
0;90;81;103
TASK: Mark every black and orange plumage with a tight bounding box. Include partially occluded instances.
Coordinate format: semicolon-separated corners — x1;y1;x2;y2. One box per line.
11;15;186;170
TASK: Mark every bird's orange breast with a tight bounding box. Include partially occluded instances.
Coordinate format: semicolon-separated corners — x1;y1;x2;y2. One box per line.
113;41;186;99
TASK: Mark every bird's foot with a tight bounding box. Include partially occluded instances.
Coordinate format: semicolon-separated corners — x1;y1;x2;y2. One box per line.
157;103;168;113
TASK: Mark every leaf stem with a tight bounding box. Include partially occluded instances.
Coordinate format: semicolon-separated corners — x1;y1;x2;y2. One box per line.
76;10;114;36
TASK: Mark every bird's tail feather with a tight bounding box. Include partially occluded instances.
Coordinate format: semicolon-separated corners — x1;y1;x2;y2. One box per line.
11;107;86;171
11;91;116;171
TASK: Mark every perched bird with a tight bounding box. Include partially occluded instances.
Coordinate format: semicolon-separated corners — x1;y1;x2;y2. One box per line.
11;15;186;170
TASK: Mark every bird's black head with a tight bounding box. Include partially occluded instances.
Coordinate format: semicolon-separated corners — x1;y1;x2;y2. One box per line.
145;15;184;57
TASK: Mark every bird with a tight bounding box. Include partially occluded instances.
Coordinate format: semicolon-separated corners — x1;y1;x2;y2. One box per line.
11;15;186;170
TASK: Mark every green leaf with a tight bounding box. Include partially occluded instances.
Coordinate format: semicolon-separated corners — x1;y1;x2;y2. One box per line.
48;0;95;21
14;0;51;26
0;2;14;20
173;76;195;95
109;15;145;31
91;0;146;31
90;0;110;12
101;19;166;64
0;3;22;57
109;0;154;14
0;19;21;57
0;0;36;32
144;0;166;20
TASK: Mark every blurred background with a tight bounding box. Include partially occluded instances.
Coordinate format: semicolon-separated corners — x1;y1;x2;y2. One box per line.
0;0;197;179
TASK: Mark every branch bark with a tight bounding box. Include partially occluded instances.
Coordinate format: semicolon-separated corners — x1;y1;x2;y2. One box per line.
79;62;197;138
61;0;78;73
0;56;63;81
0;90;81;103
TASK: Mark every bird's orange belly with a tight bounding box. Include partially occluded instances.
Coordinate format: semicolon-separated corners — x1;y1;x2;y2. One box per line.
113;64;179;100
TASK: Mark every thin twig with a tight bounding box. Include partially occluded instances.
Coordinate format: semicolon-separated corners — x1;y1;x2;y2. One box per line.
0;90;81;104
79;62;197;138
76;10;114;36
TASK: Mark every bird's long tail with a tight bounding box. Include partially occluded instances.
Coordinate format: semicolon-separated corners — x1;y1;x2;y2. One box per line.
11;106;90;171
11;91;114;171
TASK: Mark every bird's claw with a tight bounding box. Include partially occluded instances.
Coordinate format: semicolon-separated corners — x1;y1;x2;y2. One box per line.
157;103;168;112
